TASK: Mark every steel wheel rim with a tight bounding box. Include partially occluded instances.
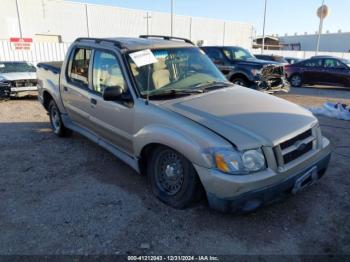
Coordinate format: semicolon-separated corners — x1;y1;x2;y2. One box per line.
156;151;184;196
51;106;61;131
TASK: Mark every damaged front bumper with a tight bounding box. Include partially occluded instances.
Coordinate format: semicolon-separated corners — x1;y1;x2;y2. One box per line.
253;77;290;93
252;64;290;93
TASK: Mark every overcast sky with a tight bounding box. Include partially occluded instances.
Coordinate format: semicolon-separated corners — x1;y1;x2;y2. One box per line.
72;0;350;36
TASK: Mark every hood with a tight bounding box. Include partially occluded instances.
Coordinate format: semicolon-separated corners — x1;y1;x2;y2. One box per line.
236;58;280;67
159;86;317;150
0;72;37;81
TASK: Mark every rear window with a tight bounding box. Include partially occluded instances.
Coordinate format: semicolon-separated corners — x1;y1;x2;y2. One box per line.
0;62;36;73
67;48;92;87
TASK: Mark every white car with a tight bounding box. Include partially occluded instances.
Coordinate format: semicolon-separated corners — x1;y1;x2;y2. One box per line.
0;62;37;97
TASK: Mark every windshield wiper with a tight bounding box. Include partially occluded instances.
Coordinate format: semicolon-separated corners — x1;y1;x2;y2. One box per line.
191;81;232;91
147;89;204;99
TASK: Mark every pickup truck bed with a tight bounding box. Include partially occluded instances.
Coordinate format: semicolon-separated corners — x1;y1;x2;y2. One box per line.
37;61;63;75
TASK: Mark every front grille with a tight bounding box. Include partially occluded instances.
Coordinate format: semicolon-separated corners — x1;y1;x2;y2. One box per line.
262;65;284;78
10;79;37;87
283;142;313;164
280;129;312;150
274;128;316;167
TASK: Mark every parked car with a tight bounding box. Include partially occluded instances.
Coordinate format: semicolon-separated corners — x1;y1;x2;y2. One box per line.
285;56;350;87
254;54;289;65
201;46;289;93
37;36;331;213
285;57;303;65
0;61;37;98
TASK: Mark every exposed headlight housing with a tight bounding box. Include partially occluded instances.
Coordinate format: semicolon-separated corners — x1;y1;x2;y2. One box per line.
213;148;266;175
251;68;262;76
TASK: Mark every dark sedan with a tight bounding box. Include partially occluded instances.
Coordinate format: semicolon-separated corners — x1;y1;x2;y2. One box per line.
285;56;350;87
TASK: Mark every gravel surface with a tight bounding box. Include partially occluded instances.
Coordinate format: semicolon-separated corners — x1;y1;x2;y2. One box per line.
0;87;349;256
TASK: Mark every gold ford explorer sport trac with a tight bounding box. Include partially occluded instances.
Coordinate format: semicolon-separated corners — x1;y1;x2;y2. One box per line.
37;35;331;213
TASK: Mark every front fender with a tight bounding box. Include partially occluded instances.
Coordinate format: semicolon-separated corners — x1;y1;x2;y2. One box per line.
228;68;255;82
134;124;212;168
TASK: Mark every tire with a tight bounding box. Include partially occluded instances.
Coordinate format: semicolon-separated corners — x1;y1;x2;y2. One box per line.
231;77;248;87
48;100;72;137
147;146;201;209
289;74;302;87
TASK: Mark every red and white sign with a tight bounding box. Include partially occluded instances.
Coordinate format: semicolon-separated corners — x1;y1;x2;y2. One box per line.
10;37;33;50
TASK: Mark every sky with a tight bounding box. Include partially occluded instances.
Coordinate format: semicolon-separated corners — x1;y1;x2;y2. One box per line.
71;0;350;36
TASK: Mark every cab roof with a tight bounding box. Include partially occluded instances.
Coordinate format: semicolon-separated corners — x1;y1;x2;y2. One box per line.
75;36;194;52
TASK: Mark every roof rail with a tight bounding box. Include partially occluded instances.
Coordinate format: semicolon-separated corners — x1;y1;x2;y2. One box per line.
75;37;125;49
139;35;194;45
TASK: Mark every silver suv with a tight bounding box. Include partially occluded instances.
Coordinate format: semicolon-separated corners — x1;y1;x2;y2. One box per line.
37;36;331;212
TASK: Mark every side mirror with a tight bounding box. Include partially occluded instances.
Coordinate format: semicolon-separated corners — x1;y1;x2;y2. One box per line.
102;86;123;101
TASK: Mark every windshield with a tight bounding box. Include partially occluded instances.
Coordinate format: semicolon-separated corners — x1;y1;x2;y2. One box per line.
128;47;228;97
0;62;36;73
222;47;255;61
341;59;350;67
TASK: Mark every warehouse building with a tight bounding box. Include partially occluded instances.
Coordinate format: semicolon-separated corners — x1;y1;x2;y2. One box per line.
279;31;350;52
0;0;254;47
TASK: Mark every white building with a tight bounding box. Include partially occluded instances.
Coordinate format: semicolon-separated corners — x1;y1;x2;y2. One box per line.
0;0;254;47
279;31;350;52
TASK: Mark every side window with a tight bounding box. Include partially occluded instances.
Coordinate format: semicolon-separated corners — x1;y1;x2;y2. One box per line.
304;59;323;68
68;48;91;87
324;59;344;68
205;48;224;61
92;50;126;94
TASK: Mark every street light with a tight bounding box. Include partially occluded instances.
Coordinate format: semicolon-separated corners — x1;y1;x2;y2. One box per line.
171;0;174;36
316;0;329;55
261;0;267;54
15;0;23;38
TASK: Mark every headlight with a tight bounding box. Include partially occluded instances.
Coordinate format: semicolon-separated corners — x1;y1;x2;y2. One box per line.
213;148;266;175
251;68;261;76
242;150;265;172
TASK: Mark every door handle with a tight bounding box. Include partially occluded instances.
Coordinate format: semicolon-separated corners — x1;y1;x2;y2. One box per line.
90;98;97;105
63;86;68;91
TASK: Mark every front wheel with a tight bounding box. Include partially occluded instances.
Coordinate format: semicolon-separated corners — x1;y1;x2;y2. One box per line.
231;77;249;87
147;146;201;209
48;100;72;137
290;74;302;87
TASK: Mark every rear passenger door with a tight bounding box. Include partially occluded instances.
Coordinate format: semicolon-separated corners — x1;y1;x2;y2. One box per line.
88;49;135;155
60;47;96;131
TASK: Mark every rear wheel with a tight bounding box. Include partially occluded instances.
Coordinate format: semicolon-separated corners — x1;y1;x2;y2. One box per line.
231;77;249;87
147;146;201;209
49;100;72;137
290;74;302;87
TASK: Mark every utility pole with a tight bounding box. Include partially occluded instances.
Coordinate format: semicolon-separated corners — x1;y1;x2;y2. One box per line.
316;0;326;55
261;0;267;54
15;0;23;38
171;0;174;36
144;12;152;35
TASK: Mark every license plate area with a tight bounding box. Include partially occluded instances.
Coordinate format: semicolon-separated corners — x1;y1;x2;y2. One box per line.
292;166;318;194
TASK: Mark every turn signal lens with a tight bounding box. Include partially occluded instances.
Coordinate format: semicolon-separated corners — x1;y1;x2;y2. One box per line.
215;154;230;173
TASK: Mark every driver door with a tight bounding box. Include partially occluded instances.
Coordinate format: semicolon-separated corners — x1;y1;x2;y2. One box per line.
88;49;135;156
